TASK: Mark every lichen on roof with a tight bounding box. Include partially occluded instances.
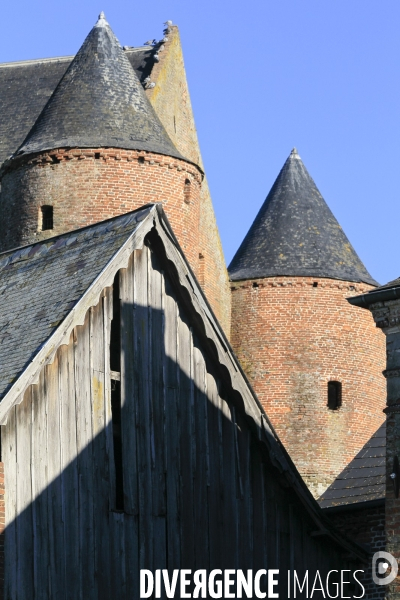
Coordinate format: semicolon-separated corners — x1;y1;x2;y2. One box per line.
14;13;184;161
228;148;378;286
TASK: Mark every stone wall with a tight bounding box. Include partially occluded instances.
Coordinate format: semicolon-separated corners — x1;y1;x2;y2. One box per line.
146;26;231;336
230;276;386;497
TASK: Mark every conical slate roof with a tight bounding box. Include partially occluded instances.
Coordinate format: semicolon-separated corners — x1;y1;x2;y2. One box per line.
15;13;184;161
229;149;378;286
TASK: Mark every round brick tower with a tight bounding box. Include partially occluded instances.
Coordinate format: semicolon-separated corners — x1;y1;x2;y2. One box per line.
229;149;386;498
0;13;203;275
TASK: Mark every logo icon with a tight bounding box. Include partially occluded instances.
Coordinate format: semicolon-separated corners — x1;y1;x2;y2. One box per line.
372;551;398;585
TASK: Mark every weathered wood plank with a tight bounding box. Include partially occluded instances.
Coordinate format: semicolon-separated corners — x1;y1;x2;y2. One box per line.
149;250;167;575
163;280;181;569
59;338;80;600
133;247;153;569
178;312;195;570
120;258;138;516
74;317;96;599
4;405;18;599
31;374;50;600
119;260;139;597
206;373;224;568
220;396;238;570
45;358;66;599
16;387;34;597
192;341;209;570
90;297;111;599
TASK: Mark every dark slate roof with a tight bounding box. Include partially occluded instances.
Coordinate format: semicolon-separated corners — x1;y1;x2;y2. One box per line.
318;423;386;509
0;48;156;166
13;13;183;161
0;205;153;401
228;149;378;286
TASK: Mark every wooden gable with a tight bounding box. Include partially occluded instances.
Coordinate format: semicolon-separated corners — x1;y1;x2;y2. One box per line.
1;209;366;599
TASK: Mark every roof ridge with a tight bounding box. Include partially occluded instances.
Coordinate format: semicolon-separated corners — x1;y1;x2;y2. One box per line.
0;56;74;68
0;206;154;270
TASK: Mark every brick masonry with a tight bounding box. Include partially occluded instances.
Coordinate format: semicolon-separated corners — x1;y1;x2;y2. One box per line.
0;148;203;276
328;503;385;600
230;276;386;498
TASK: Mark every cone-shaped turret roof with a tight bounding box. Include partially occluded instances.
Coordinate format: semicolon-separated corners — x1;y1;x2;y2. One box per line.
15;13;184;161
228;149;378;285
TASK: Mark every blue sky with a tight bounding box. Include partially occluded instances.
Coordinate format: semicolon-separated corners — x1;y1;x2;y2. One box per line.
2;1;399;284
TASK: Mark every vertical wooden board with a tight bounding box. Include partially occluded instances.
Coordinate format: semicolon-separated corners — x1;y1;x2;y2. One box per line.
251;447;267;571
59;339;80;600
133;247;153;569
235;411;253;571
206;373;224;568
31;374;50;599
264;472;277;571
220;396;238;570
74;317;96;599
90;299;111;599
177;312;195;569
192;342;209;570
110;512;127;599
4;405;17;599
118;265;140;593
103;289;116;512
124;514;140;599
120;258;138;516
45;358;66;599
163;282;181;569
15;388;34;598
149;251;167;571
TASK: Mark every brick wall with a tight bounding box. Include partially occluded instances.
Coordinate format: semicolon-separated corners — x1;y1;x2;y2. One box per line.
0;148;202;277
328;503;385;599
146;27;231;336
230;276;386;497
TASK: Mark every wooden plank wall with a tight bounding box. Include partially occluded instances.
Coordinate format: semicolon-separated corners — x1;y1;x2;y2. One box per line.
3;244;347;599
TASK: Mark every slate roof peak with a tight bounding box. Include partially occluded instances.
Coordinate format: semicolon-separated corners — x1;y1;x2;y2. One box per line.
14;15;186;161
96;12;107;26
228;149;378;286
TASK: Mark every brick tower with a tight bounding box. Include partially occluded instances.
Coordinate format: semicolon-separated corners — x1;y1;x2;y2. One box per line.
0;13;203;277
229;148;386;498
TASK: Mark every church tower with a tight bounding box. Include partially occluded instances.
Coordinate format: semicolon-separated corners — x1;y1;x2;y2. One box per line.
0;13;203;276
229;148;386;498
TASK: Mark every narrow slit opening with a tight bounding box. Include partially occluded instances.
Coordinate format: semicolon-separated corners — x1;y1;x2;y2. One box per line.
110;274;124;510
40;205;53;231
184;178;191;204
327;381;342;410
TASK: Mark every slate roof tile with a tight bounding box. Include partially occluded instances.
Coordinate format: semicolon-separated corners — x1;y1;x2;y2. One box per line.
0;205;152;401
318;422;386;508
14;14;183;162
228;148;378;286
0;35;164;165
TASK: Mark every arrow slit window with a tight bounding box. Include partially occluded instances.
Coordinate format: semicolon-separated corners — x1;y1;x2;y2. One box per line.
327;381;342;410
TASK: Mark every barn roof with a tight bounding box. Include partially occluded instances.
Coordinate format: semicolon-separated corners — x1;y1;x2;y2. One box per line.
318;423;386;509
0;206;153;404
228;149;378;286
0;47;154;166
9;13;183;162
0;205;370;560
